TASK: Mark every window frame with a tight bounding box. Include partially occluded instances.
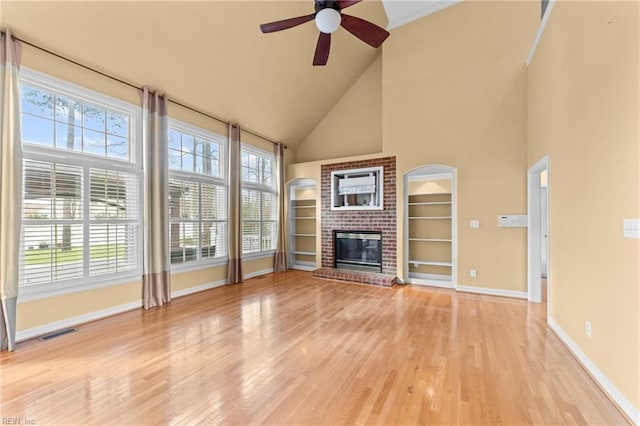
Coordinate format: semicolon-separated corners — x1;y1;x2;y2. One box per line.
241;145;277;259
168;118;228;272
19;68;143;302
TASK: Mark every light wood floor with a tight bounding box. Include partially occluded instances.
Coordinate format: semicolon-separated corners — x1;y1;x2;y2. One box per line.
0;271;628;425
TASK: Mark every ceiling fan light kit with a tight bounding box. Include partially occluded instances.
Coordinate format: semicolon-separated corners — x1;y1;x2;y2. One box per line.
259;0;390;66
315;8;342;33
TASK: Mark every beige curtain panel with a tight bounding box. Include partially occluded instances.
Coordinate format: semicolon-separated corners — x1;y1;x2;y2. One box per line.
227;123;243;284
141;87;171;309
274;143;287;272
0;30;23;351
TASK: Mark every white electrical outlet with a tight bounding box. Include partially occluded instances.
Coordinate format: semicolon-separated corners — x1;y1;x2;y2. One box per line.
585;320;592;338
470;269;477;278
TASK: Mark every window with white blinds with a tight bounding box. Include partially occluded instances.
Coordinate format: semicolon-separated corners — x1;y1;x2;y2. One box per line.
241;147;277;255
168;121;227;267
20;69;141;297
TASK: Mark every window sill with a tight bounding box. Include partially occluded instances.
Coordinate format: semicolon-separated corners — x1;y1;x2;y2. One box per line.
170;257;228;274
242;251;275;261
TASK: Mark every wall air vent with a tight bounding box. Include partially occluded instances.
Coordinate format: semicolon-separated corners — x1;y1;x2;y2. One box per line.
38;327;78;341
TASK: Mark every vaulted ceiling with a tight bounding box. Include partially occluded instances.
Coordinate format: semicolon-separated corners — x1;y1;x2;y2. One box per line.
1;1;390;148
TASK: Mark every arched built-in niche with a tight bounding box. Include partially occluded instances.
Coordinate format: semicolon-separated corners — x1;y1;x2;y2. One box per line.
404;165;457;288
287;178;318;271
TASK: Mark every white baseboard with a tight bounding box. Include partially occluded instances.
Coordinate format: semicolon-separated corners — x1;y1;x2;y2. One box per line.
548;318;639;424
16;279;230;343
289;264;316;272
409;278;455;289
244;268;275;280
16;300;142;343
171;279;227;298
457;285;527;299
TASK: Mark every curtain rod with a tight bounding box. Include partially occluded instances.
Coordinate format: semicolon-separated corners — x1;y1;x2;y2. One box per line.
3;31;284;148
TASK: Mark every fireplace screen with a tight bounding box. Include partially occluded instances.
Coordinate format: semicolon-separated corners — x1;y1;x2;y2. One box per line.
334;231;382;273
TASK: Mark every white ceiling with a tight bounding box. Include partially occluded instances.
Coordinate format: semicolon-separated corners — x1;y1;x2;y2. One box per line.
383;0;461;29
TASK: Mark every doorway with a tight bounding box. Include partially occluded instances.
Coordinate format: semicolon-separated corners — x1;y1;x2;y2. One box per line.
527;156;549;312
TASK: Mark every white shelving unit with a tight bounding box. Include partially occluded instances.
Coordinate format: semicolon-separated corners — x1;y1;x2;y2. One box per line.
405;167;455;288
288;180;318;271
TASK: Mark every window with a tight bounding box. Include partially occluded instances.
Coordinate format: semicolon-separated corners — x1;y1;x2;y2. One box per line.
168;122;227;266
20;69;141;297
241;147;277;255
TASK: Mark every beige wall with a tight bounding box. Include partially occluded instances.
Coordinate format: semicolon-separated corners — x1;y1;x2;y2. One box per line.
287;2;539;291
407;178;451;195
527;1;639;410
17;280;140;331
14;45;277;335
296;55;383;163
383;1;538;290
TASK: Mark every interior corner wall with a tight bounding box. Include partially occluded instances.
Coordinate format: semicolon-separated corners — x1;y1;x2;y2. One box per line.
295;55;383;163
527;1;639;412
382;1;539;290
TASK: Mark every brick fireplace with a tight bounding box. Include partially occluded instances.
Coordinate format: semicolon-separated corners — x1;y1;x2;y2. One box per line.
313;157;397;285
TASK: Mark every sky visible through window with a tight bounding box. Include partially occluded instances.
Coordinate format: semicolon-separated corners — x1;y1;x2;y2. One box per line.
21;85;130;160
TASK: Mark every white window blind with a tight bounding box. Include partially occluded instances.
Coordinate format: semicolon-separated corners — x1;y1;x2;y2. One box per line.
168;121;227;267
89;168;139;276
22;161;84;286
241;148;277;255
19;69;141;297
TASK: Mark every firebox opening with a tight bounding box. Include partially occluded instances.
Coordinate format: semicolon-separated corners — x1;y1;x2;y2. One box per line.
334;230;382;273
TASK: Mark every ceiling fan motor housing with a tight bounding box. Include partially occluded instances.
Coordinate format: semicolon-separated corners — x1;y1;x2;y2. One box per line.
260;0;389;66
315;0;341;13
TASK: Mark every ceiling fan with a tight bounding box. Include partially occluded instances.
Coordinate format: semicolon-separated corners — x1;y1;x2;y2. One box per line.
259;0;390;66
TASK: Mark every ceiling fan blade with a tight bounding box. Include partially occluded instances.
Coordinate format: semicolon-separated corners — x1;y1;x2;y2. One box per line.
260;14;315;33
340;14;390;48
337;0;362;9
313;32;331;66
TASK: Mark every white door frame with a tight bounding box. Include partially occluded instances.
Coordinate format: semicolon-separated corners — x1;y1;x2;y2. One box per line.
527;155;549;307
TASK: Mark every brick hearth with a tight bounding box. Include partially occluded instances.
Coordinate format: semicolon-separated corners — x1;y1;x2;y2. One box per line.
312;268;397;287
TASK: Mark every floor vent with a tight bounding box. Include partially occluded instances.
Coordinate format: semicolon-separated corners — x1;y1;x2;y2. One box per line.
38;327;77;341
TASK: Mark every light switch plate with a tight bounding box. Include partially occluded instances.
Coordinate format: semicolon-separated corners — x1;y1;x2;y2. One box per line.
470;220;480;229
623;219;640;238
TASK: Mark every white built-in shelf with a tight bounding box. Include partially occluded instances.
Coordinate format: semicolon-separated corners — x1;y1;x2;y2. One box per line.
293;251;316;256
294;217;316;220
409;216;452;220
409;259;452;267
408;201;452;206
293;234;316;237
409;238;452;242
294;206;316;209
409;192;451;196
